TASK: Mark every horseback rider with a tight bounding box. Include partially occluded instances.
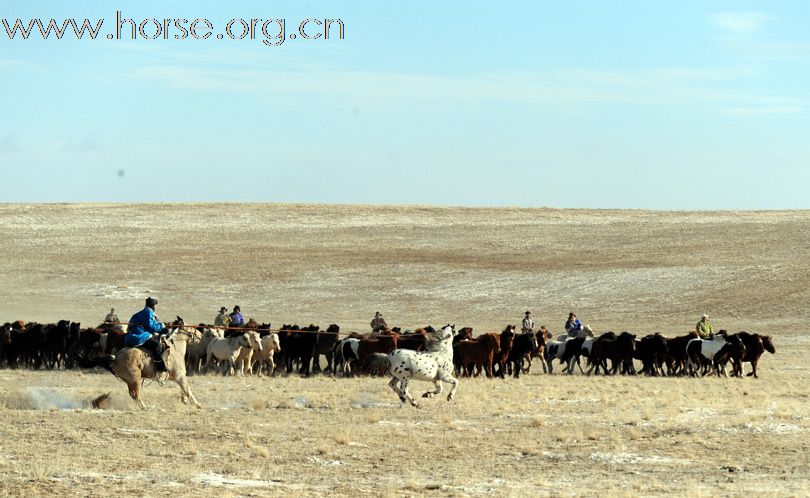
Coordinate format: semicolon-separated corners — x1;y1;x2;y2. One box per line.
104;307;118;324
521;311;535;334
229;306;244;328
214;306;230;329
123;297;167;371
565;312;582;337
371;311;388;335
104;307;123;332
696;313;714;339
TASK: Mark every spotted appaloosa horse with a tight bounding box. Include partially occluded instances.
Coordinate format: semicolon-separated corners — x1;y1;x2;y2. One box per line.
387;325;459;408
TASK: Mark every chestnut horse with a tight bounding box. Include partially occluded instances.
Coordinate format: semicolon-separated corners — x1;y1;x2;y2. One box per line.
455;333;501;378
492;325;516;378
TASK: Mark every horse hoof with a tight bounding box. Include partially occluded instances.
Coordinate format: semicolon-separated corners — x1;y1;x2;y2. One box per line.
447;394;453;402
422;392;432;398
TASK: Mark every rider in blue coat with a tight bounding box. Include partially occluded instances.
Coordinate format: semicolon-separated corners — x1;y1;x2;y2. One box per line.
565;312;582;338
125;297;167;371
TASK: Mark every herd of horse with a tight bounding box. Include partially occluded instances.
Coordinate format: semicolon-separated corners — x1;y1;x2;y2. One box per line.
0;317;776;408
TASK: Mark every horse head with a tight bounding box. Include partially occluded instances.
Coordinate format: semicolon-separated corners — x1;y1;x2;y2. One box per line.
457;327;474;342
580;325;594;338
0;323;12;345
762;335;775;354
247;330;263;351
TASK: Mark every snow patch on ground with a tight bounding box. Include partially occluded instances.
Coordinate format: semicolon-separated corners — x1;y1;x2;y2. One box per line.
308;456;342;466
195;473;280;488
589;452;690;465
77;284;152;300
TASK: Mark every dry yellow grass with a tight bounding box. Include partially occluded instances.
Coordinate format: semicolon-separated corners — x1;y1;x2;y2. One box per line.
0;203;808;496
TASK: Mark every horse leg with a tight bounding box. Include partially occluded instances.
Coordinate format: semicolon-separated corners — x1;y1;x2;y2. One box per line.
176;375;202;408
566;357;576;375
126;380;146;409
388;376;407;404
422;379;442;398
441;373;459;401
245;350;254;376
400;378;419;408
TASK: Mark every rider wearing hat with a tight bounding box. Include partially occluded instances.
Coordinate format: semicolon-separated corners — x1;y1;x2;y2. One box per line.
124;297;167;371
565;312;583;338
229;306;244;328
371;311;388;335
521;311;535;334
214;306;230;329
104;307;123;332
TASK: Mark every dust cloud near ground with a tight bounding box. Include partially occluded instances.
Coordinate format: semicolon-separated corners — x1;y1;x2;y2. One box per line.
0;203;808;496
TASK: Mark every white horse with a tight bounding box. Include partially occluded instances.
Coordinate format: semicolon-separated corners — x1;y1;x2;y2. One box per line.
387;325;459;408
186;327;222;374
206;333;254;376
254;333;281;376
235;330;264;376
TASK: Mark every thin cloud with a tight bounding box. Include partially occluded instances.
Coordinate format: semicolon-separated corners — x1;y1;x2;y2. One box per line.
134;64;807;113
0;58;45;72
710;12;769;37
719;105;802;117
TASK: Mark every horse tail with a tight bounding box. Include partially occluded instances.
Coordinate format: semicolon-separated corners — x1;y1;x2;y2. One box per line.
73;355;115;375
332;341;344;371
362;353;390;376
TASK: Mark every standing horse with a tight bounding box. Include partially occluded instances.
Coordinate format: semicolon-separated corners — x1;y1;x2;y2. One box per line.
387;325;459;408
74;317;201;409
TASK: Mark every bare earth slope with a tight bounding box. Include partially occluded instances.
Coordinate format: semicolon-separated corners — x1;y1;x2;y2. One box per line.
0;204;808;496
1;203;808;332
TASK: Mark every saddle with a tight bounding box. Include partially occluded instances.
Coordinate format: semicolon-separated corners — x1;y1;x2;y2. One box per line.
137;343;167;372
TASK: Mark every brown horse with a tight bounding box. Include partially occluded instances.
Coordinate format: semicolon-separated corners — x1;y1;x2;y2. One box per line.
492;325;516;378
455;333;501;378
732;332;775;378
455;327;474;344
358;330;398;365
76;317;200;409
523;332;547;374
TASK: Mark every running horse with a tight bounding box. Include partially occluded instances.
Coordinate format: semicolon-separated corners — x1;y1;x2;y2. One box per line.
387;325;459;408
75;317;201;409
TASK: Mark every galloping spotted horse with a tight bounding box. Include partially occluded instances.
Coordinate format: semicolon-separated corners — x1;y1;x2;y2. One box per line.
387;324;459;408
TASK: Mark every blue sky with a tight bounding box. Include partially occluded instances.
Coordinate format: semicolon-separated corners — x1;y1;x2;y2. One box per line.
1;1;808;208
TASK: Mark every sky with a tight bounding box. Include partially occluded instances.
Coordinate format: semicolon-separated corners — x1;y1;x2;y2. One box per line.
1;0;808;209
